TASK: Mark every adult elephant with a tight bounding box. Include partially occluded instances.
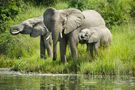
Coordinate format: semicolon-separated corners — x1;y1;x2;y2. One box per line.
10;16;53;59
43;8;105;63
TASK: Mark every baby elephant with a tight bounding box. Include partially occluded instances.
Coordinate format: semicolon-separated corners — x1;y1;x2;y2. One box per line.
79;27;112;58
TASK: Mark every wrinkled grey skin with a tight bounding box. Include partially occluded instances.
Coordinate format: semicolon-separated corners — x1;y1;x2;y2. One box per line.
10;16;53;59
79;27;112;58
43;8;106;63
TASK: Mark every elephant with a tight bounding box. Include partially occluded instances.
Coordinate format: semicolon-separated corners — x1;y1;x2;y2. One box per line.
10;16;53;59
78;27;112;58
43;8;106;63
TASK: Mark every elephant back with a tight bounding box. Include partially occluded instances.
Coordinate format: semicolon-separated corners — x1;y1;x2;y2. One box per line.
81;10;106;29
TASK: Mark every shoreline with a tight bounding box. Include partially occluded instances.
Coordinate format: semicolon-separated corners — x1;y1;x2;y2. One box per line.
0;68;134;79
0;68;79;76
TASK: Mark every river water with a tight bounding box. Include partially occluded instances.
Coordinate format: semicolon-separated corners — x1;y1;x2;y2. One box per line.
0;72;135;90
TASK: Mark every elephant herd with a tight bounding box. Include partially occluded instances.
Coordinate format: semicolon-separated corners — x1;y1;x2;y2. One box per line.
10;7;112;63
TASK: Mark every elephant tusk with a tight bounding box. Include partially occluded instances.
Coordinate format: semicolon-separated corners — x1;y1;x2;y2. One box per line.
46;34;51;40
10;30;20;35
46;28;49;32
44;26;49;32
60;32;63;38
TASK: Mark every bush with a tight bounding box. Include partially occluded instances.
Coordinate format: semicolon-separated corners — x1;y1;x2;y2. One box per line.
130;0;135;17
0;0;25;34
23;0;68;6
97;0;130;27
68;0;85;10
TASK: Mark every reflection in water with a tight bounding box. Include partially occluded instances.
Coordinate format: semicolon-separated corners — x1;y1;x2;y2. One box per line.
0;74;135;90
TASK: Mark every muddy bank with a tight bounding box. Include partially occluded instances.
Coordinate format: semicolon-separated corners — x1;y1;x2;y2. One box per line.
0;68;78;76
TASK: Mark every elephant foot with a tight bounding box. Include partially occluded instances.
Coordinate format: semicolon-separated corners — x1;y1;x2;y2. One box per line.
48;54;53;58
53;57;56;61
40;56;47;60
53;52;57;61
61;55;67;63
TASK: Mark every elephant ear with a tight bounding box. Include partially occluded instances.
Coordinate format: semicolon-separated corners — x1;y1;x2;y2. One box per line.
61;8;85;34
88;32;98;43
43;7;56;31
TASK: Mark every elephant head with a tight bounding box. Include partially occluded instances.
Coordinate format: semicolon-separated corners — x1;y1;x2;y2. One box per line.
79;28;98;44
43;8;85;60
30;22;50;38
10;16;48;37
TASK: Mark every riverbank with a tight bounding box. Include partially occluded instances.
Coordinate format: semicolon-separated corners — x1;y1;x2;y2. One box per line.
0;68;77;76
0;68;134;80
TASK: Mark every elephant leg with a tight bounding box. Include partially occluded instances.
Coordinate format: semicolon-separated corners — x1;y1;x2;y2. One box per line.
87;44;90;52
89;43;94;58
60;37;67;63
44;38;53;58
69;37;78;61
40;36;46;59
47;45;53;57
53;42;57;61
69;30;79;61
94;42;99;56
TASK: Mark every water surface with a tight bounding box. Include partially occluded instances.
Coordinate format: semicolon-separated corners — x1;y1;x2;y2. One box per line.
0;73;135;90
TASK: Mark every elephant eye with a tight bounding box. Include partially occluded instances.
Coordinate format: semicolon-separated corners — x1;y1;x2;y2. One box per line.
62;20;66;26
62;21;64;26
62;21;66;31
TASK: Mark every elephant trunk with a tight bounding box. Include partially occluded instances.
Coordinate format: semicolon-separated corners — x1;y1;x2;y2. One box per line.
10;24;23;35
52;22;63;60
52;29;60;60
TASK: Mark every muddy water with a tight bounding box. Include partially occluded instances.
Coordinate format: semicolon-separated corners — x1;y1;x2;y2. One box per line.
0;71;135;90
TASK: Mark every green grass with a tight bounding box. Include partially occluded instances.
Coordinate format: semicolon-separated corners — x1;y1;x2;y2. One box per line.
0;2;135;76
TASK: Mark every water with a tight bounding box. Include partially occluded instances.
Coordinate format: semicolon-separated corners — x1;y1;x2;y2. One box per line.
0;73;135;90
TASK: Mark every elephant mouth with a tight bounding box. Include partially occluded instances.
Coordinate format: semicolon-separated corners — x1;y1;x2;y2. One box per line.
30;33;36;37
29;32;38;37
79;35;86;40
79;39;88;43
79;36;88;44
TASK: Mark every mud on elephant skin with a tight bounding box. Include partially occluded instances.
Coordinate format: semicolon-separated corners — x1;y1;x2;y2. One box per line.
10;16;53;59
79;27;112;58
43;7;106;63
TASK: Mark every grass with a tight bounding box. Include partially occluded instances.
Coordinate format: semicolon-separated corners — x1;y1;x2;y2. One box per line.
0;2;135;76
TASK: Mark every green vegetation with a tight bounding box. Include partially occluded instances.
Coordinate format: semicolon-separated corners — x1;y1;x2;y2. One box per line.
0;0;135;75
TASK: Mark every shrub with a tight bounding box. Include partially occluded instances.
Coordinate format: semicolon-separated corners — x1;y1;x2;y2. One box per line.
97;0;130;27
130;0;135;17
68;0;85;10
23;0;68;6
0;0;25;34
